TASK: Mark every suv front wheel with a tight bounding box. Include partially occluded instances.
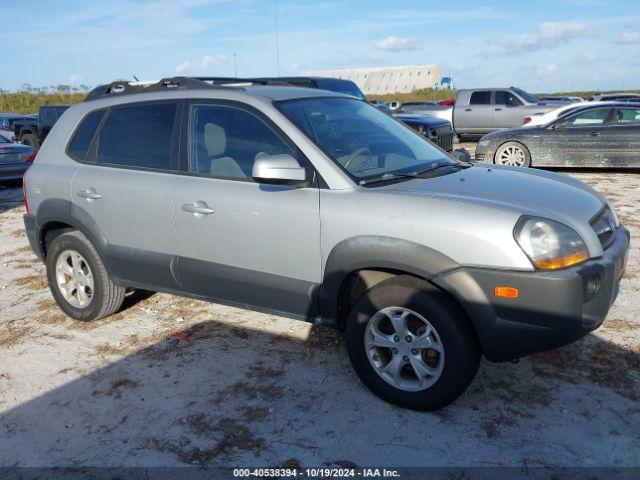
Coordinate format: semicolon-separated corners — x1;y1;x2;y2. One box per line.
46;230;125;321
346;276;480;410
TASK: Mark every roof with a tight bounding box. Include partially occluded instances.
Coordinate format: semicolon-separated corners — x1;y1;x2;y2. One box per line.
0;113;34;119
83;77;352;104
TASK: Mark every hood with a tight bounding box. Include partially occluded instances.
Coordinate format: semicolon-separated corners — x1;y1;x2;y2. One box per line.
375;164;604;227
394;114;449;127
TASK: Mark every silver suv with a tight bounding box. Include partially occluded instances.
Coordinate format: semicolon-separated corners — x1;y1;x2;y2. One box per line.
23;77;629;411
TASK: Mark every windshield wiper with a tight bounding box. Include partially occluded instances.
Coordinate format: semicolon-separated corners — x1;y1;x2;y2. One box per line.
416;162;469;175
358;171;421;186
358;162;470;186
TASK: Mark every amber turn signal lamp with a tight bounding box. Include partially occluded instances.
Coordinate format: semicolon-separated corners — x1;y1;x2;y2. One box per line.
533;249;589;270
494;286;519;299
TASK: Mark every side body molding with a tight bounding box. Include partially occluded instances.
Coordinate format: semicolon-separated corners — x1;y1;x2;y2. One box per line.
319;235;460;327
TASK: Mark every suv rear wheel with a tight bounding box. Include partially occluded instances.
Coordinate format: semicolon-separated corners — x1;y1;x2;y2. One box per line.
346;276;480;410
46;230;125;321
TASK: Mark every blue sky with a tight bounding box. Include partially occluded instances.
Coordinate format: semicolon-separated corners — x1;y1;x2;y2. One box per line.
2;0;639;92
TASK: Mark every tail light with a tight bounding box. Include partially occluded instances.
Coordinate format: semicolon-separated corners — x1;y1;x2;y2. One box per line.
23;171;29;215
522;117;532;125
27;149;38;162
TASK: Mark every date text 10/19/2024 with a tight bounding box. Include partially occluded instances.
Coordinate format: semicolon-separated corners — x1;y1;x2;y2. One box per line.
233;468;401;478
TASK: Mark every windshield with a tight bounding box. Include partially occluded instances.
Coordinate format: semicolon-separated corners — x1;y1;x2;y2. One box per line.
313;78;366;100
513;88;540;103
277;97;454;181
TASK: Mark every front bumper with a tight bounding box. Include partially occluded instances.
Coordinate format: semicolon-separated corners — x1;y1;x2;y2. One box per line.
474;142;492;161
433;226;630;361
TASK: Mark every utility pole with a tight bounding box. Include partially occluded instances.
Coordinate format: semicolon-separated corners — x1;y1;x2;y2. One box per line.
233;53;238;77
273;0;281;76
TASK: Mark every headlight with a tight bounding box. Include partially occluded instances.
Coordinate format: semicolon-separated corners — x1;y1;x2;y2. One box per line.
515;216;588;270
478;139;490;147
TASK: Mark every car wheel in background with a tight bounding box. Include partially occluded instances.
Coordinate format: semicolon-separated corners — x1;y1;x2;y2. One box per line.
20;134;41;149
46;230;125;321
494;141;531;167
346;276;481;411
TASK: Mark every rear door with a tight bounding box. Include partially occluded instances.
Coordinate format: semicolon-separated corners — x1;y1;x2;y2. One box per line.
606;106;640;167
492;90;525;128
553;107;614;167
459;91;493;134
172;100;322;318
71;101;181;289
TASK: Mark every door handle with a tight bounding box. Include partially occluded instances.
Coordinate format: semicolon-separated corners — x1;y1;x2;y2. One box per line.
494;108;502;111
77;188;102;200
182;202;215;215
589;132;600;137
465;108;472;112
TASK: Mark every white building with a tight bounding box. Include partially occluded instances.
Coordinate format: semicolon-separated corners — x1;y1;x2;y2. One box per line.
308;65;442;94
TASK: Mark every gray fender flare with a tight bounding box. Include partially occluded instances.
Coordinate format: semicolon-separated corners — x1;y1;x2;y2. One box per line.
319;235;460;327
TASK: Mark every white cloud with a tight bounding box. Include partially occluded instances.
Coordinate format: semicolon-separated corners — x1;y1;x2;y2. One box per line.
508;21;586;53
174;54;227;74
198;54;226;70
536;63;557;77
579;53;597;63
68;74;83;84
375;35;423;52
174;61;192;74
617;32;640;44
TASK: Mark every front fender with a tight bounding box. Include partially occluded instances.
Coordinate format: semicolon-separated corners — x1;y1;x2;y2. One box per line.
319;235;459;326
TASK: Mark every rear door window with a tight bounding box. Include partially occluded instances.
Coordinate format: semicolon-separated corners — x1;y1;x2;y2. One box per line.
97;102;178;170
469;91;491;105
565;108;612;127
67;109;106;161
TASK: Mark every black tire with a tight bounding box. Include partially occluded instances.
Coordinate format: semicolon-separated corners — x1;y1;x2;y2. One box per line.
493;141;531;167
46;230;125;321
20;134;40;149
346;276;481;411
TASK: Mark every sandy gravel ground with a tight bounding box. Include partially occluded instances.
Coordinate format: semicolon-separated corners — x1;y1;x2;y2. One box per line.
0;169;638;470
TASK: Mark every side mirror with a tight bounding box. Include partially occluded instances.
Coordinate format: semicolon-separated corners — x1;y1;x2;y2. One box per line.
252;154;310;186
551;120;565;130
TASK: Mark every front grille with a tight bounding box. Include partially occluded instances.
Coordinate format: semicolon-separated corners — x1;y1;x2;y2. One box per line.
591;207;616;250
430;124;454;152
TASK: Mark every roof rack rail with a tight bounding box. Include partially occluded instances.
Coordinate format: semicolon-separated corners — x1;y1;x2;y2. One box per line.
83;76;298;102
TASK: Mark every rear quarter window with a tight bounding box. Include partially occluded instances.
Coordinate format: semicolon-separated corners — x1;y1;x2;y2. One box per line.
67;109;106;161
96;102;178;170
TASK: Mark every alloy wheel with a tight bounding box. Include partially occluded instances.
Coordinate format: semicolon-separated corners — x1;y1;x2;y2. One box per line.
55;249;94;308
496;145;526;166
364;306;445;392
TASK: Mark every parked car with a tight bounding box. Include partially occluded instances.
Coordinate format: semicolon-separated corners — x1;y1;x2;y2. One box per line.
0;114;34;141
521;101;617;127
13;105;70;148
589;93;640;102
537;96;582;103
0;134;35;182
475;102;640;168
23;77;629;411
451;88;561;139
